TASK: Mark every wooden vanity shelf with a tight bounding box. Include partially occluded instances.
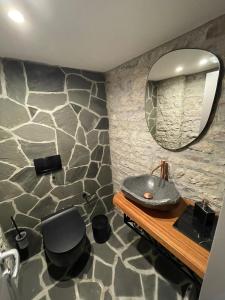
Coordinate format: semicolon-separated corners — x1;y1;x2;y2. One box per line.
113;192;209;279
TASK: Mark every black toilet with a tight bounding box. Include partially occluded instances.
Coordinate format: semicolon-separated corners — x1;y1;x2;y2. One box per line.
42;206;86;268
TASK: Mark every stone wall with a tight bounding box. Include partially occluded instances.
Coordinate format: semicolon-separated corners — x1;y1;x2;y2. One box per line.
148;72;206;149
106;14;225;211
0;58;113;237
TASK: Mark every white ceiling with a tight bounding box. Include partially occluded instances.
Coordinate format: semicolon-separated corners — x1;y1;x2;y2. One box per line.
149;49;220;81
0;0;225;72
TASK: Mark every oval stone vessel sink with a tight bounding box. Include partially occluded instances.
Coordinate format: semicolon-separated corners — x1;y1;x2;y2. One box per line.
121;174;180;211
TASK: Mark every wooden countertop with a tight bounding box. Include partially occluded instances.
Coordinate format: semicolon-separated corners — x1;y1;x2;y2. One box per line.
113;192;209;279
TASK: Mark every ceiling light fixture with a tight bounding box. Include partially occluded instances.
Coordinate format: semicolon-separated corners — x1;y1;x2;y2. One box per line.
8;10;24;23
199;58;208;66
175;66;183;73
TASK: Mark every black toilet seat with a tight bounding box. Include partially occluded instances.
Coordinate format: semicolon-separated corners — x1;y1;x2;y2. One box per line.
42;206;86;254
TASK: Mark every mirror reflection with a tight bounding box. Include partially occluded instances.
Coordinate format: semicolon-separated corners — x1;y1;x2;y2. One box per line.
145;49;220;150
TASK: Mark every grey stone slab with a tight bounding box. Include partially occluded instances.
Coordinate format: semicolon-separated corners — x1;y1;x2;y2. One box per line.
66;166;87;183
117;225;138;245
86;162;99;178
127;254;153;270
95;260;112;286
0;127;12;141
158;278;178;300
51;181;83;199
79;109;99;132
96;118;109;130
97;165;112;185
14;123;55;142
0;140;28;167
112;213;124;232
91;83;97;96
77;281;101;300
97;83;106;100
114;258;142;297
56;129;75;166
69;90;90;107
0;162;16;180
24;62;64;92
0;201;15;231
102;194;114;212
61;67;81;74
32;175;52;198
92;242;116;264
49;281;76;300
84;180;100;195
87;130;98;150
122;238;152;261
76;126;86;146
14;194;39;213
20;140;56;160
28;106;37;117
15;213;39;228
0;98;29;129
90;199;106;219
69;144;90;168
90;96;107;116
97;184;113;198
71;103;82;113
142;274;156;300
155;253;187;285
81;71;105;82
57;194;84;210
29;196;57;219
28;93;67;110
0;181;22;202
52;169;65;185
33;111;55;127
18;258;43;300
67;74;92;90
104;290;112;300
102;146;111;164
11;167;41;193
99;131;109;145
3;59;26;104
54;105;78;136
91;145;103;161
107;233;124;250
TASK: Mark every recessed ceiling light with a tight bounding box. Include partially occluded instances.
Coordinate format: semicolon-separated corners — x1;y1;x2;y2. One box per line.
8;10;24;24
175;66;183;73
199;58;208;66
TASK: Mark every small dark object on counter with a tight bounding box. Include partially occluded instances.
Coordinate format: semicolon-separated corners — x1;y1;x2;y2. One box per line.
92;215;111;243
193;200;215;227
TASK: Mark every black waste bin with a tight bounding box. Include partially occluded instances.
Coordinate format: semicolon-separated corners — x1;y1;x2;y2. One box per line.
92;215;111;243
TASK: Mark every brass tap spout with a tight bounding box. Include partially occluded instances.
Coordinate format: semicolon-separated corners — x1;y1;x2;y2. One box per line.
151;160;168;181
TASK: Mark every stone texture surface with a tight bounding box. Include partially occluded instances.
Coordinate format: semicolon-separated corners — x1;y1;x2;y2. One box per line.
28;93;67;110
0;58;112;257
0;98;29;128
14;123;55;142
3;59;26;104
15;209;194;300
24;62;64;92
106;14;225;210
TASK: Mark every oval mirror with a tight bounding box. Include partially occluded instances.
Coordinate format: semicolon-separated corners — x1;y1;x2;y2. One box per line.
145;49;220;150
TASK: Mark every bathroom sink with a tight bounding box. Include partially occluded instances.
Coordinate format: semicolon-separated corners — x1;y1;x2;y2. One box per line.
121;174;180;211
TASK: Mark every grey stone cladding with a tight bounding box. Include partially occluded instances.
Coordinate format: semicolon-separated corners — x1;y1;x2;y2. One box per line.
106;14;225;211
17;210;193;300
0;58;113;242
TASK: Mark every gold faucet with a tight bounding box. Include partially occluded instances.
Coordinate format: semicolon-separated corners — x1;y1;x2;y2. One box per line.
151;160;168;181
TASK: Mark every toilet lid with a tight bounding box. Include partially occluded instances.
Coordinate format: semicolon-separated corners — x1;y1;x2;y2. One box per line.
42;206;86;254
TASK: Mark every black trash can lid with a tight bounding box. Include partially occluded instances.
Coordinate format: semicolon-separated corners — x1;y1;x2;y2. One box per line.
42;206;85;254
92;215;109;229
